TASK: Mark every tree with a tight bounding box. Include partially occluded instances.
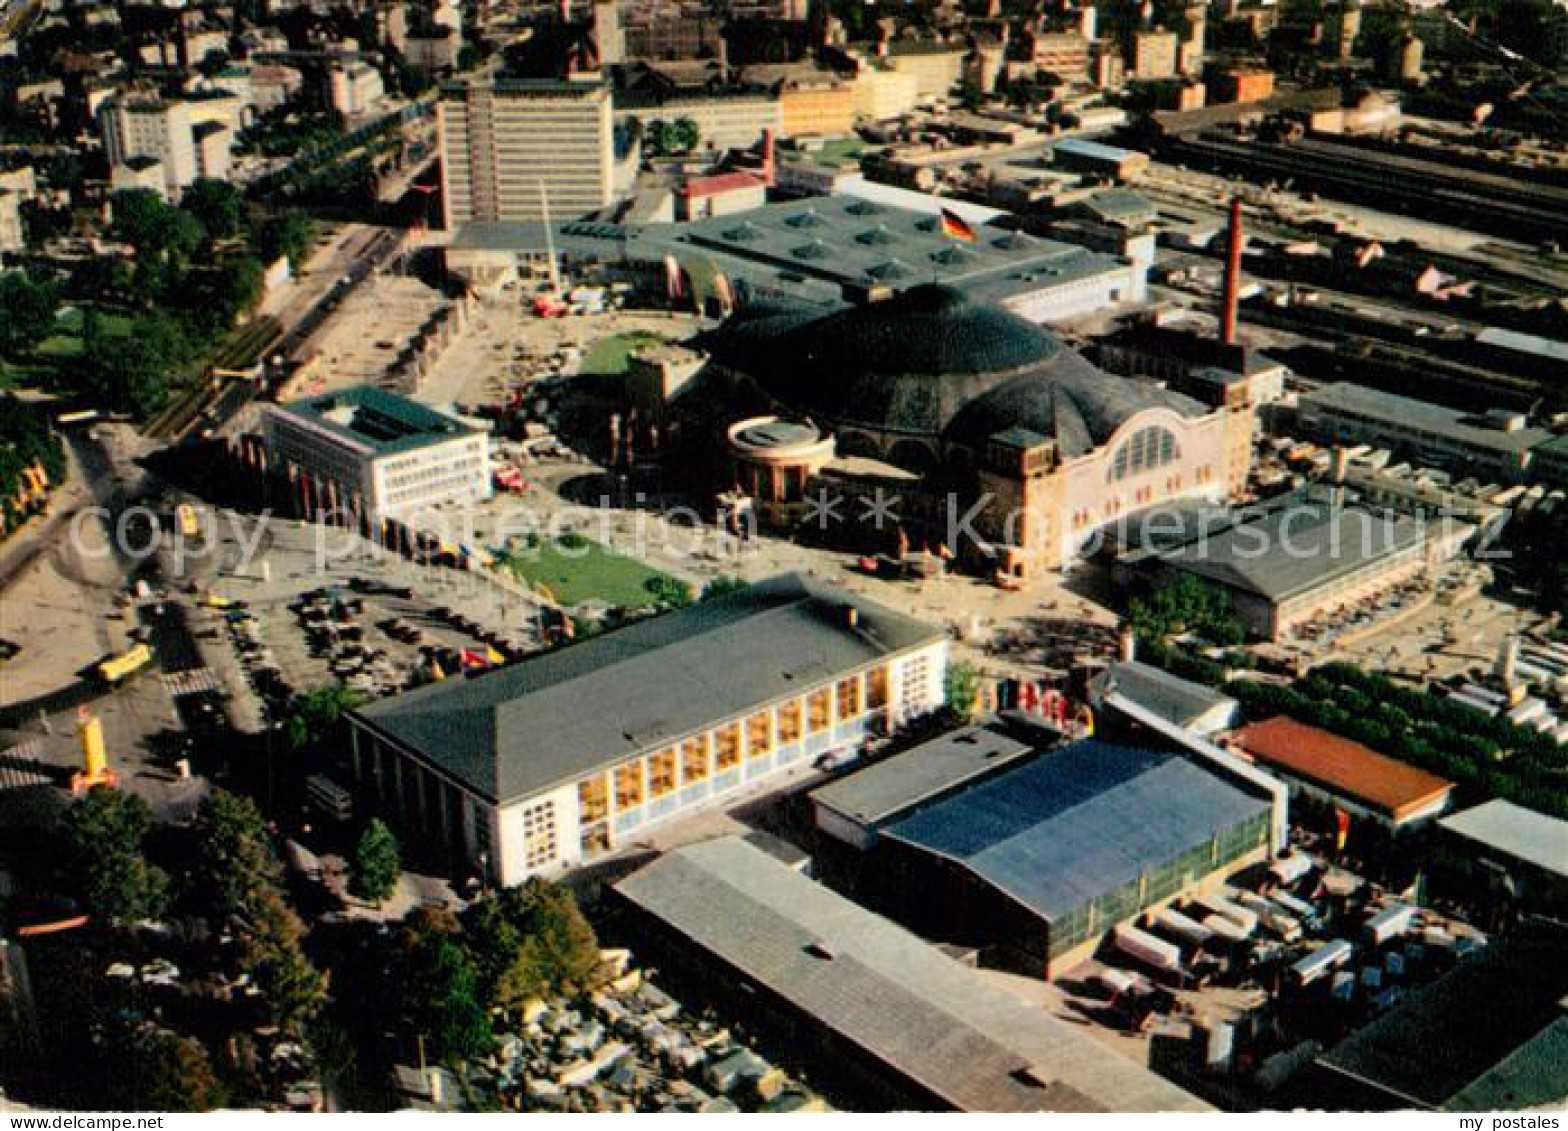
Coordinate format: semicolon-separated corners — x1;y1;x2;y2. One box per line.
515;878;599;994
460;879;599;1014
944;659;982;720
285;683;367;751
0;271;61;358
241;886;329;1034
127;1029;228;1112
200;256;265;325
642;574;694;609
62;786;170;924
645;118;674;156
461;891;540;1012
108;188;173;250
398;916;492;1064
700;576;749;601
187;789;283;919
348;819;401;906
1124;573;1243;646
186;791;326;1033
109;190;204;297
181;178;245;243
670;116;701;153
257;213;316;271
83;311;189;416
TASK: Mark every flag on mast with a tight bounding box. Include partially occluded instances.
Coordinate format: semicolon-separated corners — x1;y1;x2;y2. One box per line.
939;206;976;242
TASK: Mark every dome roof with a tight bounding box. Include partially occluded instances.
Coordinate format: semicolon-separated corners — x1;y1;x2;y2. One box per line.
944;371;1207;457
704;285;1206;448
800;284;1064;379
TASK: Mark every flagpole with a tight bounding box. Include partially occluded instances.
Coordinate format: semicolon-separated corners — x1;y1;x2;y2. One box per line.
539;180;561;294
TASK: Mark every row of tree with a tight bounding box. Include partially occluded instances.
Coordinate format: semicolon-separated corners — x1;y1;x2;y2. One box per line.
324;879;601;1074
1123;572;1247;648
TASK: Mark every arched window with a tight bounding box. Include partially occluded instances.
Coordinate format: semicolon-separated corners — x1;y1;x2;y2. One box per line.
1108;426;1179;482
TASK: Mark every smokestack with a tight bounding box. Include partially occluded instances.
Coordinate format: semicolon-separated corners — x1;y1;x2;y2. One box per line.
761;128;775;186
1221;196;1243;346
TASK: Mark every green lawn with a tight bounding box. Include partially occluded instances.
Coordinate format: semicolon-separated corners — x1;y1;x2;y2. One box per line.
811;137;867;167
496;535;677;608
33;306;136;360
0;306;136;386
579;331;668;378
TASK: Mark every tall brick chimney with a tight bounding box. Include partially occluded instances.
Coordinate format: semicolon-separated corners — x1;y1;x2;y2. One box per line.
1221;196;1243;346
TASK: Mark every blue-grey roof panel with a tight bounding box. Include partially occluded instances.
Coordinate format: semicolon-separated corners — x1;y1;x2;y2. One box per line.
884;741;1270;922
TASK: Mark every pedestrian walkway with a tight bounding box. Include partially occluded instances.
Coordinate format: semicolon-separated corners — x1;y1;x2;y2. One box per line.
163;668;221;696
0;739;56;789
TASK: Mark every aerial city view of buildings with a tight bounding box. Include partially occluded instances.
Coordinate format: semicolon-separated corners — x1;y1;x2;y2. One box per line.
1;0;1566;1115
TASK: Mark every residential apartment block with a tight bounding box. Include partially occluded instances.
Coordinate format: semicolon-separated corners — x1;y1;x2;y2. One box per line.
438;75;622;226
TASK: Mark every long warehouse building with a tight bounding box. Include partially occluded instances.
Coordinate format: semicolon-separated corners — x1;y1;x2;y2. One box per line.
612;836;1212;1112
812;704;1286;976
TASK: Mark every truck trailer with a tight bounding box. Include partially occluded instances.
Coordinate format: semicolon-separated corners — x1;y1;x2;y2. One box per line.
1112;923;1183;973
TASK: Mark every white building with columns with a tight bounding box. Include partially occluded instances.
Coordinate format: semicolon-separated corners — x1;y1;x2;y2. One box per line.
348;574;948;886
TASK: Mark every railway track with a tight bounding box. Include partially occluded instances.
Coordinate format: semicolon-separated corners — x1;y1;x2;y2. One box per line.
1160;133;1568;244
145;315;284;441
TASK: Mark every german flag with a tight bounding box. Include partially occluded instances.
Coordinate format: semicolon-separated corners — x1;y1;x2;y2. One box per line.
939;207;976;242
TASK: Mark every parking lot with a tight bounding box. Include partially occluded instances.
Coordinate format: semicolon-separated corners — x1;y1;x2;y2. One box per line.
1319;580;1547;682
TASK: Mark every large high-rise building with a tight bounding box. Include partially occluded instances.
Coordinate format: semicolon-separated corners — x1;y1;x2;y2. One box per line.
437;74;618;227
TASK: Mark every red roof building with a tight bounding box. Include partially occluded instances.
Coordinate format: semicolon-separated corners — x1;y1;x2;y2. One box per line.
679;171;767;220
1230;716;1454;827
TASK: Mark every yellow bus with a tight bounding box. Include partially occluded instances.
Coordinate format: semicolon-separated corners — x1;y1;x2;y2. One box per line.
97;643;153;684
174;504;200;539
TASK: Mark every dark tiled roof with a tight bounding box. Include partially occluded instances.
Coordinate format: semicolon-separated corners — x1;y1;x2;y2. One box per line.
706;284;1205;449
354;574;943;804
1088;660;1237;731
1154;502;1427;602
811;714;1048;830
1318;921;1568;1110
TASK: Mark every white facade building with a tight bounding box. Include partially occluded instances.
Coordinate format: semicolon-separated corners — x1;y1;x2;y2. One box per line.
349;575;948;885
261;385;491;524
100;95;198;199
